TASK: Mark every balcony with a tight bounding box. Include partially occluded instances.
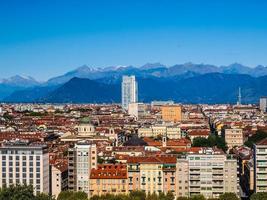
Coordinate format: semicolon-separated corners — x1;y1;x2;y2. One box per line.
212;176;224;180
190;176;200;180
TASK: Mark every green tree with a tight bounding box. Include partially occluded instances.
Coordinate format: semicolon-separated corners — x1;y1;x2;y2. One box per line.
57;191;88;200
219;193;239;200
244;130;267;148
250;192;267;200
0;185;35;200
189;195;206;200
36;193;56;200
129;191;146;200
176;197;189;200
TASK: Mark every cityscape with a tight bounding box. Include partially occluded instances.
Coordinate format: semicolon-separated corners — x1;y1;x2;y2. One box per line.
1;1;267;200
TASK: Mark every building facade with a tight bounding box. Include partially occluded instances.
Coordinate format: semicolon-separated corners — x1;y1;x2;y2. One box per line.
121;75;138;110
127;156;176;195
222;128;243;149
0;140;49;194
260;97;267;113
161;105;182;122
68;141;97;197
90;164;128;196
186;148;238;199
253;138;267;193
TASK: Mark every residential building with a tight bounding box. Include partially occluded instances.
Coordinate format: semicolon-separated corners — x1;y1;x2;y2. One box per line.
253;138;267;193
161;105;182;122
68;141;97;197
50;160;68;198
187;148;238;199
222;128;243;149
0;140;49;194
121;75;138;110
90;164;128;196
260;97;267;113
138;125;181;139
127;156;176;195
176;158;189;197
128;103;146;119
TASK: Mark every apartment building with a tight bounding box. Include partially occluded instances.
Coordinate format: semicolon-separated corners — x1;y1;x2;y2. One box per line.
89;164;128;196
161;105;182;122
253;138;267;193
222;128;243;149
68;141;97;197
176;158;189;197
51;160;68;198
138;125;181;139
0;140;49;194
128;102;146;119
187;148;238;199
127;156;176;195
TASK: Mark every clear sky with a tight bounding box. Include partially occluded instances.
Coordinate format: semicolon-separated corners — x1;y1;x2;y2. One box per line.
0;0;267;81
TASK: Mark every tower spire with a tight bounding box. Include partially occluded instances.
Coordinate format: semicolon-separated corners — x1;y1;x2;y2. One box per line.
237;87;242;105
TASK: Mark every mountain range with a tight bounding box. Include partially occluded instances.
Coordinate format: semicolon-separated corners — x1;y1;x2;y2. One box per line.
1;62;267;104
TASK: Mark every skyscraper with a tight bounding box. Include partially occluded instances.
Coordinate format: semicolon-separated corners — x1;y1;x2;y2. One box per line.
121;75;138;110
260;97;267;113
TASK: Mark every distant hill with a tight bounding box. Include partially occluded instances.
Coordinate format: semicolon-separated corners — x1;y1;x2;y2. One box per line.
2;62;267;103
5;73;267;104
40;77;120;103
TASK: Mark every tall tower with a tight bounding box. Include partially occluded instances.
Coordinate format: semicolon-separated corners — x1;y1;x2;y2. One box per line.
237;87;242;105
121;75;138;110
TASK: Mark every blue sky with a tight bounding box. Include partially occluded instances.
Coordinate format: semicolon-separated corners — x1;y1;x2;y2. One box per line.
0;0;267;81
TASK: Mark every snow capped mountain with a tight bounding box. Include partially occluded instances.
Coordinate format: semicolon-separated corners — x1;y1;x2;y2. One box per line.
0;75;39;87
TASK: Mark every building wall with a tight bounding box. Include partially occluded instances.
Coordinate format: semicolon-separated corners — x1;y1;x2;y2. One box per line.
0;144;49;195
253;144;267;193
176;159;189;198
68;143;97;198
121;76;138;110
90;178;128;196
51;166;68;198
161;105;182;122
223;128;243;149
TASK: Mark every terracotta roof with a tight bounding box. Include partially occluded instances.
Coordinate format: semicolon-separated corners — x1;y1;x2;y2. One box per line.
127;155;176;164
90;164;127;179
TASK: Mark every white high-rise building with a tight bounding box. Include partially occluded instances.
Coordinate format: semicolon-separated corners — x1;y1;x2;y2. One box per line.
260;97;267;113
0;140;49;195
68;141;97;197
121;75;138;110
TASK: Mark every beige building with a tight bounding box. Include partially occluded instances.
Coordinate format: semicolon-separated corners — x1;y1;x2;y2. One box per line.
128;103;146;119
51;160;68;198
90;164;128;196
0;140;49;195
77;123;96;137
222;128;243;149
161;105;182;122
186;148;238;199
176;158;189;197
127;156;176;195
138;125;181;139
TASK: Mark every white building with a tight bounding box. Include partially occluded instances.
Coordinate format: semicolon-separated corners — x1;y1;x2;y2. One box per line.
121;75;138;110
253;138;267;193
260;97;267;113
68;141;97;197
128;102;146;119
0;140;49;194
186;148;238;199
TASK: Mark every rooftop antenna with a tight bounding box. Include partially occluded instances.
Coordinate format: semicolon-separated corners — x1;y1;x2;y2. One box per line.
237;87;242;105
